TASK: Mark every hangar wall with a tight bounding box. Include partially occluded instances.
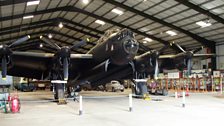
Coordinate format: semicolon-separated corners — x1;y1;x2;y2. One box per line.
192;48;211;70
216;44;224;69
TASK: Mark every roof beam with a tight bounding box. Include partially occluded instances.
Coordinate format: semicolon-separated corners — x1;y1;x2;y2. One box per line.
105;0;215;49
0;22;96;47
0;23;52;36
0;21;97;46
66;6;180;52
0;0;32;6
58;17;104;34
63;24;100;39
4;31;90;53
0;17;152;51
11;39;57;53
0;6;178;52
0;6;67;22
175;0;224;25
12;38;83;54
0;18;99;44
0;19;55;33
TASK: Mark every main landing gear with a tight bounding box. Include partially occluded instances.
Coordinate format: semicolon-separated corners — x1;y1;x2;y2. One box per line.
51;73;67;105
132;72;148;96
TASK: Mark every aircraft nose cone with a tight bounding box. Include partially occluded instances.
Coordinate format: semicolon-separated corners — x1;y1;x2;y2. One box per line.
123;39;139;54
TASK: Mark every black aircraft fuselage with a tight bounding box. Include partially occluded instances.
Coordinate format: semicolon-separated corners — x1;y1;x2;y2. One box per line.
61;29;138;85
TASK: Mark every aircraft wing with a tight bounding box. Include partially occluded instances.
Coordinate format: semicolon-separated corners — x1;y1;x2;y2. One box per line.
193;53;216;57
159;53;216;59
13;51;93;59
7;51;93;79
159;54;176;59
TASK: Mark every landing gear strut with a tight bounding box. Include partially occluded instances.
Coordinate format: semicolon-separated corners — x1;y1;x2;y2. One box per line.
132;72;148;96
52;73;67;104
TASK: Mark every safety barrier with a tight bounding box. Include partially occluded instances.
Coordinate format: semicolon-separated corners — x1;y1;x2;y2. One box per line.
157;76;224;94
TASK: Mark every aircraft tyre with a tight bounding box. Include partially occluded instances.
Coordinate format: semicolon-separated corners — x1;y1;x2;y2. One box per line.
54;83;66;104
135;82;148;95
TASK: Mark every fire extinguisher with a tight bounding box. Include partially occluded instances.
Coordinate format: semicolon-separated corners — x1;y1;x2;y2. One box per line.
10;95;21;113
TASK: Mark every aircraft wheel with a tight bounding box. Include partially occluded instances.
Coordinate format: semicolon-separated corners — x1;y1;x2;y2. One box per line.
54;83;66;104
135;82;147;95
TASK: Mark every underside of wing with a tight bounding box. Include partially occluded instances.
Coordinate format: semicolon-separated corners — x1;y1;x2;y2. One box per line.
159;54;176;59
13;51;55;58
7;51;53;79
192;53;216;60
70;54;93;59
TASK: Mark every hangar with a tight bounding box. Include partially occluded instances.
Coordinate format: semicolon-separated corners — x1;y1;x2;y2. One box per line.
0;0;224;126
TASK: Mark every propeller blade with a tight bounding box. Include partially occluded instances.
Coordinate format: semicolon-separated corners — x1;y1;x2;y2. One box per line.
70;40;86;50
63;58;69;81
40;36;61;50
193;46;203;54
8;35;30;47
174;43;186;53
105;59;110;72
154;59;159;80
1;56;7;80
187;58;192;76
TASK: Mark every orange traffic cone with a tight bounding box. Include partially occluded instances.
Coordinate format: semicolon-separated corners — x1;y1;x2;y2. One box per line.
186;85;189;96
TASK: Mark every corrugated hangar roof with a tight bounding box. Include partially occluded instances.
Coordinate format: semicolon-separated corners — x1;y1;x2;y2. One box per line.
0;0;223;54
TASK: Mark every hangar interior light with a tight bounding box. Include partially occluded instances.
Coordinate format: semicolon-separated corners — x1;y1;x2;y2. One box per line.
82;0;89;4
48;34;53;39
23;15;34;19
27;0;40;6
95;20;105;25
111;8;124;15
196;21;212;28
166;30;177;36
39;43;43;48
58;22;63;28
143;37;152;43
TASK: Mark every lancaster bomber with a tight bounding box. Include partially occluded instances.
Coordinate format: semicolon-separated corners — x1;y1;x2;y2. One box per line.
0;29;141;103
0;28;214;104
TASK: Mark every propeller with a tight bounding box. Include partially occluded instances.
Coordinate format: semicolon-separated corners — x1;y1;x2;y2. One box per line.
151;45;169;80
192;46;203;54
154;59;159;80
1;55;7;79
40;36;86;81
0;35;30;79
8;35;30;47
174;43;203;76
187;58;192;76
63;58;69;81
141;45;169;80
40;36;61;50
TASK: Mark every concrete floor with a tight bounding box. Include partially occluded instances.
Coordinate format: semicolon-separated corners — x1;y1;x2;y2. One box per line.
0;90;224;126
